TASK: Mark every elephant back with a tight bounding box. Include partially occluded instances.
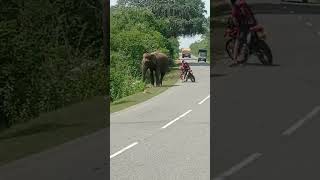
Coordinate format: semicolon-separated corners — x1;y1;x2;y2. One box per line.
152;52;169;72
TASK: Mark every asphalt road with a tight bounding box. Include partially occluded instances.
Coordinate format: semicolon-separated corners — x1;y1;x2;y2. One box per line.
212;4;320;180
110;63;210;179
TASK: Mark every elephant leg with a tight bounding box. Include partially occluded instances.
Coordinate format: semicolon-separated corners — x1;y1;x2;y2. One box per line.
150;70;155;86
142;66;147;82
160;72;165;86
155;69;160;87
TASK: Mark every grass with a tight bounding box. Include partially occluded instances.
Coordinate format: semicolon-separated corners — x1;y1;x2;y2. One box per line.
0;96;107;166
110;68;180;113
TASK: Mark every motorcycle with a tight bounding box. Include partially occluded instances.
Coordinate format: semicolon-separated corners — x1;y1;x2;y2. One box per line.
182;69;195;82
224;22;273;65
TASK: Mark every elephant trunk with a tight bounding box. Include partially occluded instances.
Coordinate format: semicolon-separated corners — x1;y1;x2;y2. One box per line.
141;64;147;82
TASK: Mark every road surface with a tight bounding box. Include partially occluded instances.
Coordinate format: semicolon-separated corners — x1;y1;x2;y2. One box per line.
213;2;320;180
110;62;210;179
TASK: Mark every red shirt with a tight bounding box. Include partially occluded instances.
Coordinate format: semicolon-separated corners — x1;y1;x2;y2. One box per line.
181;62;190;70
231;0;257;27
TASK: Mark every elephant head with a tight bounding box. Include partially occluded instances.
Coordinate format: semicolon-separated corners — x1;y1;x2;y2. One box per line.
142;53;157;67
141;53;157;82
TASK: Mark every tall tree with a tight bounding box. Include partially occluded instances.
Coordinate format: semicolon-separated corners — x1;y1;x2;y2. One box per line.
117;0;207;38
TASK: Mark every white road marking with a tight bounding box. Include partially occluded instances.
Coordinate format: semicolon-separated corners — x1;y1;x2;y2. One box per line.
198;95;210;105
110;142;139;159
282;106;320;136
161;110;192;129
306;22;313;27
213;153;262;180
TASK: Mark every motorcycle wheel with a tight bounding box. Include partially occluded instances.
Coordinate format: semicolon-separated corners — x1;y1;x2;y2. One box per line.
183;72;188;82
226;38;249;63
225;38;235;60
239;43;250;63
256;40;273;65
189;74;195;82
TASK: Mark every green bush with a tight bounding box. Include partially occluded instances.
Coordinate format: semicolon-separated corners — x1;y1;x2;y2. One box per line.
110;7;179;101
110;52;145;101
0;0;107;128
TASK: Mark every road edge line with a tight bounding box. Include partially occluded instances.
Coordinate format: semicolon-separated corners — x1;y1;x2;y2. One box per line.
110;142;139;159
282;106;320;136
198;95;210;105
213;153;262;180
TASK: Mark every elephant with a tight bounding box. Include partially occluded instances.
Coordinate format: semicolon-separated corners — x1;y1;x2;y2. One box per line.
141;52;169;87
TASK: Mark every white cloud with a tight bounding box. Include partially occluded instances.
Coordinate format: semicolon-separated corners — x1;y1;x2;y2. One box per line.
110;0;117;6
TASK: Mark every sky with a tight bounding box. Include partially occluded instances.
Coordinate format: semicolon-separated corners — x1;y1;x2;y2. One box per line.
110;0;210;48
178;0;210;49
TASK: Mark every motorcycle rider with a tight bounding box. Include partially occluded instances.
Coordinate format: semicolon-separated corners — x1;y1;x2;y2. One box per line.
229;0;258;67
180;60;190;80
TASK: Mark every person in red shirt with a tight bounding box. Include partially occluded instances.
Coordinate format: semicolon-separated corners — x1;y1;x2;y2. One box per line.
180;60;191;80
229;0;258;66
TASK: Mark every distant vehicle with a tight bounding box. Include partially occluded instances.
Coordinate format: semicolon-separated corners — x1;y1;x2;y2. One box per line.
181;48;191;58
198;49;207;62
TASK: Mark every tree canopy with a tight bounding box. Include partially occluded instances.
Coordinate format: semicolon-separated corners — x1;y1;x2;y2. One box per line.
116;0;208;37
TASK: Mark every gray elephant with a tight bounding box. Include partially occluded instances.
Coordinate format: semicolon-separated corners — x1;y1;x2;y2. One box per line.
141;52;169;87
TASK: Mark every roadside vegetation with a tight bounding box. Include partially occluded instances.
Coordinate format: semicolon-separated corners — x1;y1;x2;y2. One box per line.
0;0;109;165
0;0;107;129
110;0;208;103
